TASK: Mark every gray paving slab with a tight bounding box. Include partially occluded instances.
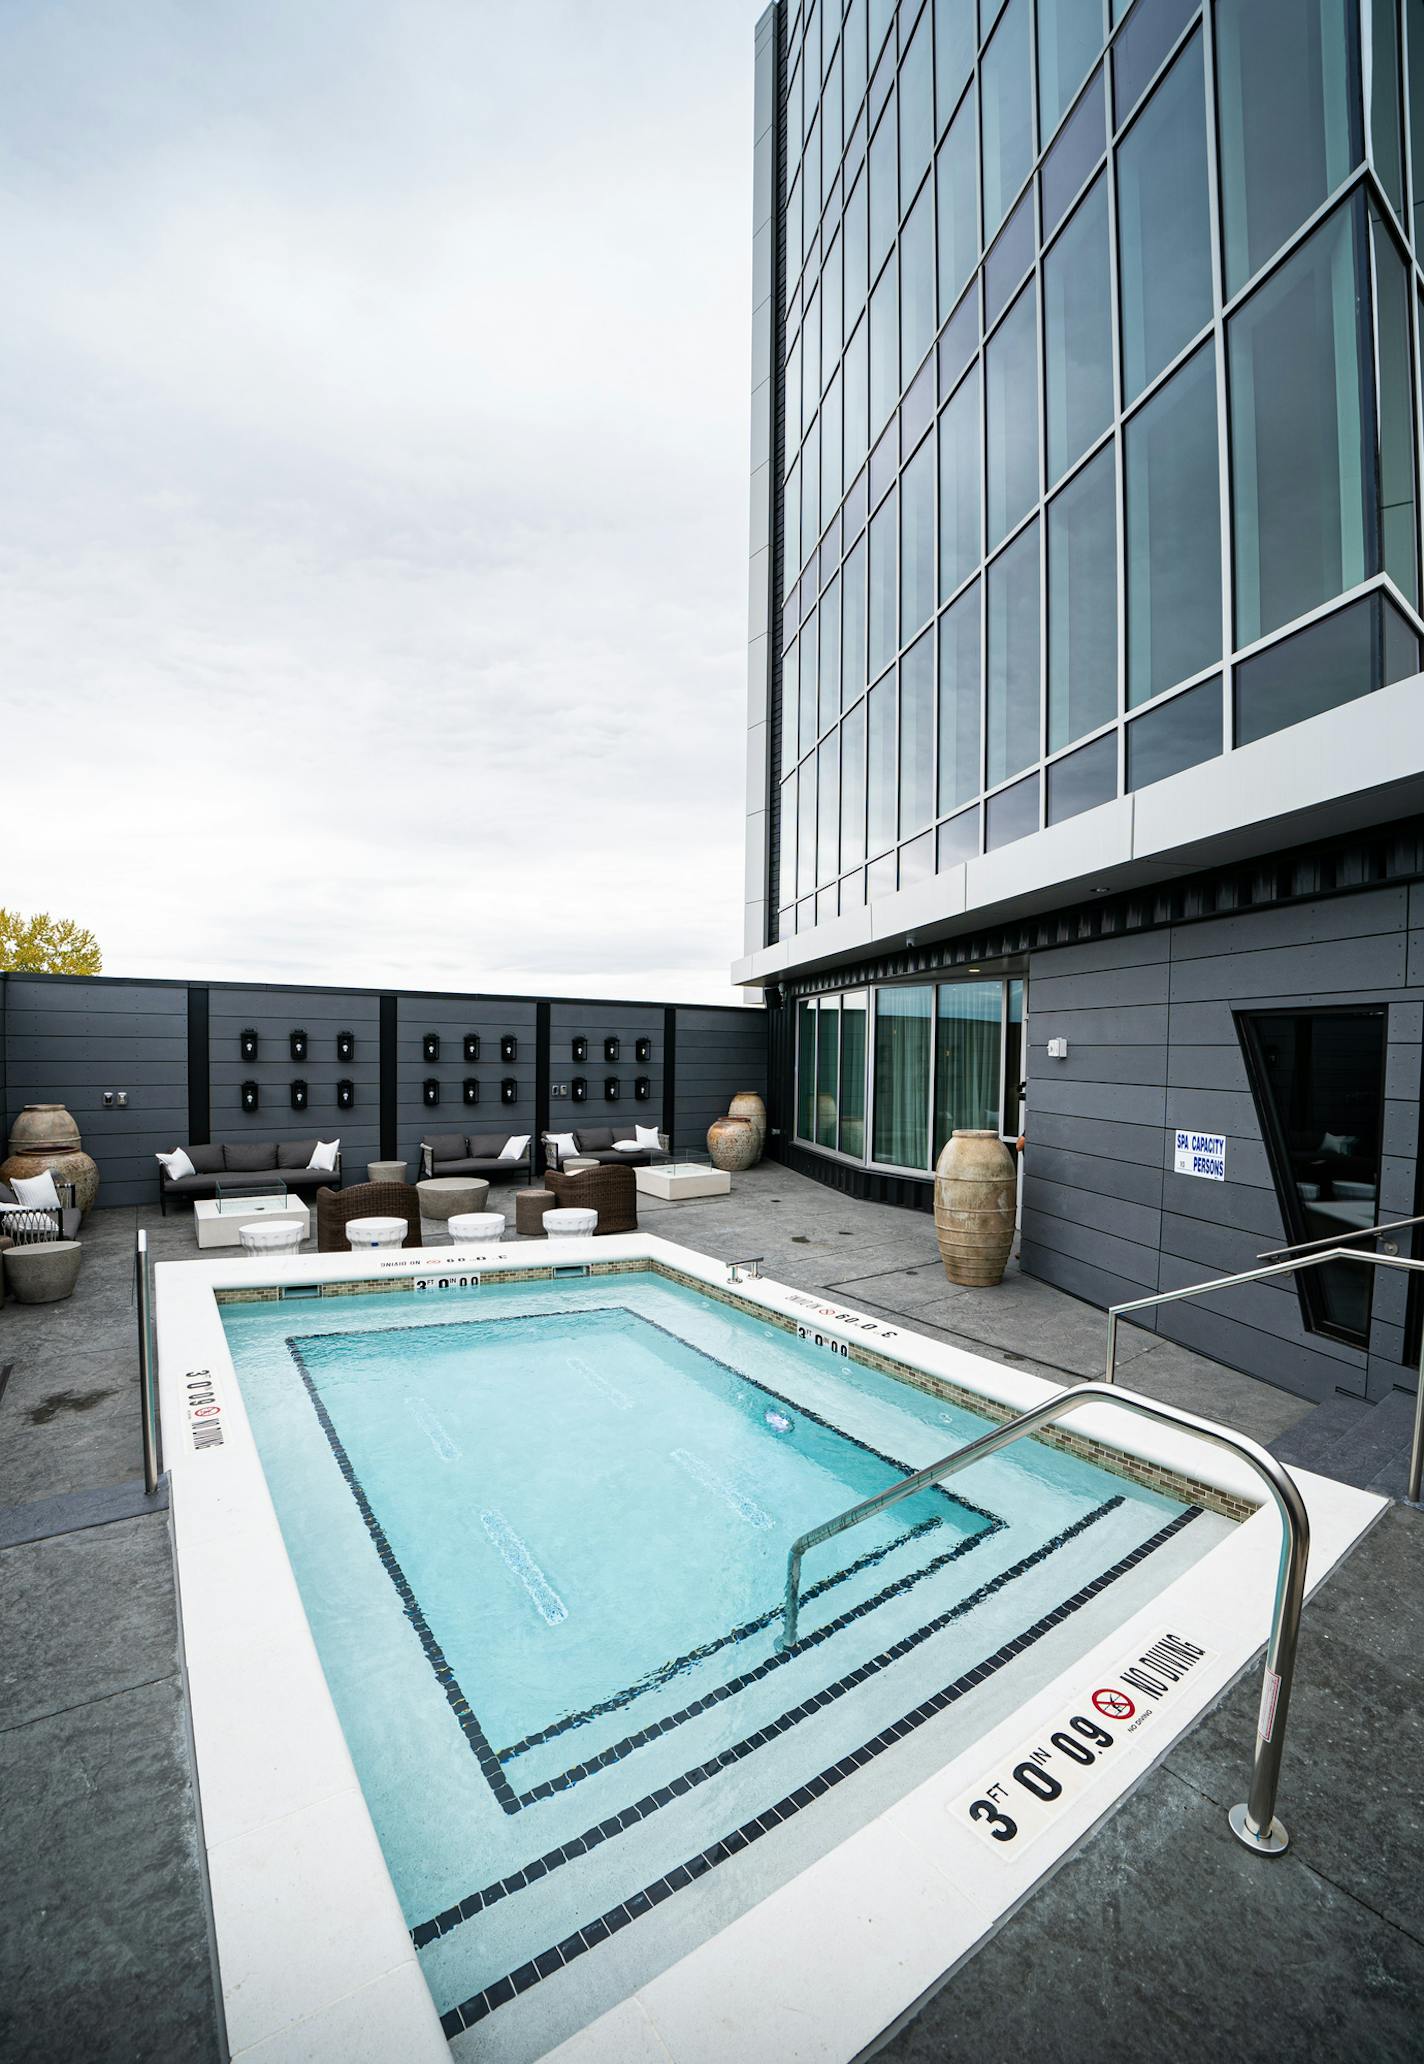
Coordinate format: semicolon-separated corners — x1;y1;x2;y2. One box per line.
0;1479;169;1550
0;1348;146;1505
0;1516;179;1732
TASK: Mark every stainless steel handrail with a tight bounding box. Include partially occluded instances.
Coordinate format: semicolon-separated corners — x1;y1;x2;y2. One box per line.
1257;1209;1424;1263
135;1229;162;1496
774;1380;1309;1855
1103;1246;1424;1503
727;1255;764;1280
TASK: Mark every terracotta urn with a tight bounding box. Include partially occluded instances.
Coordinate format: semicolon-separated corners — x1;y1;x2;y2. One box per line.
727;1090;767;1164
2;1103;101;1218
707;1114;758;1173
933;1129;1016;1287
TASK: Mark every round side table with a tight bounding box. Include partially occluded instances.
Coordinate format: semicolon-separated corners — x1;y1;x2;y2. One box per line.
448;1212;506;1243
514;1188;558;1236
4;1238;82;1303
344;1216;407;1250
238;1221;304;1257
561;1157;599;1173
544;1207;598;1240
417;1178;489;1228
367;1159;408;1185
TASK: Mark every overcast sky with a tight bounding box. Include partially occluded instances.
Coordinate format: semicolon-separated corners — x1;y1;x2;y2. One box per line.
0;1;760;1003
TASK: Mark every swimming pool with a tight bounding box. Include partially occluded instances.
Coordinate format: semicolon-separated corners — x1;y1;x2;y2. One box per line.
219;1266;1220;2053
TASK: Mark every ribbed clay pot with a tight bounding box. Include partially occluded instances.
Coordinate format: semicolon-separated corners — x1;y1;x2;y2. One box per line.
934;1128;1016;1287
707;1115;758;1173
2;1104;101;1218
727;1090;767;1164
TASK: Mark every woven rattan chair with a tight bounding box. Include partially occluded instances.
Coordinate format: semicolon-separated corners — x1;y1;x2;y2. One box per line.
316;1181;422;1252
540;1162;637;1235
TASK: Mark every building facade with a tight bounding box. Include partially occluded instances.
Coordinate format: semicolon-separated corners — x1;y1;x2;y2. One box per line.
739;0;1424;1404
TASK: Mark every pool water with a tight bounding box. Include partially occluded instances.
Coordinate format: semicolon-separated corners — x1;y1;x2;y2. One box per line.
222;1271;1207;2050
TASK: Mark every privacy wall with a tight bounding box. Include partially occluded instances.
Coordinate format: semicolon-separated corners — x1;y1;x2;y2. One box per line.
0;974;766;1209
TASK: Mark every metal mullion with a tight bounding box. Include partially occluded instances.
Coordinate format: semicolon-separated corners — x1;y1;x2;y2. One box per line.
1219;164;1373;324
1229;569;1424;667
1105;13;1127;803
1106;3;1205;150
1200;0;1233;758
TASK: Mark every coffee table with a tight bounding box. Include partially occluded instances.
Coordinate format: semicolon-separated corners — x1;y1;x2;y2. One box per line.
194;1192;311;1250
634;1153;731;1201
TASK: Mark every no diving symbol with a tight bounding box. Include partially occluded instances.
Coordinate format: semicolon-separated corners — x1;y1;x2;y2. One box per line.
1092;1687;1135;1721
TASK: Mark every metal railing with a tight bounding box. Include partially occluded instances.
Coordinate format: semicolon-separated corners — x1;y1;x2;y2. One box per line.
1103;1245;1424;1503
727;1255;764;1281
1257;1209;1424;1263
774;1380;1309;1855
135;1229;162;1496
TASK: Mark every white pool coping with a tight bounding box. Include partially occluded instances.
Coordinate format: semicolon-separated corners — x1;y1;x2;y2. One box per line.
155;1234;1386;2063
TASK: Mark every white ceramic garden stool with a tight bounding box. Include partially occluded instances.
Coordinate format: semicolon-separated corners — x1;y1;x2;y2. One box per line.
447;1212;506;1243
544;1207;597;1240
238;1220;304;1257
344;1216;407;1250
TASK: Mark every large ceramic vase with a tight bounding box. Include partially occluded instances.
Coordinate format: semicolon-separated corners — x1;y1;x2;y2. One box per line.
707;1115;758;1173
2;1103;101;1218
933;1129;1016;1287
727;1091;767;1164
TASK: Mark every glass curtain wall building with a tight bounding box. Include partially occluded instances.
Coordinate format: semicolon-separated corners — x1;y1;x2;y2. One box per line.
741;0;1424;1193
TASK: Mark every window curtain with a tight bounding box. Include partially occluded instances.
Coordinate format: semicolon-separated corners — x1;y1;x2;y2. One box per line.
934;981;1003;1157
872;986;933;1167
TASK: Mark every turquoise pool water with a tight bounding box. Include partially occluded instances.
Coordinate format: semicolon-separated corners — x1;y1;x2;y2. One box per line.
221;1270;1202;2050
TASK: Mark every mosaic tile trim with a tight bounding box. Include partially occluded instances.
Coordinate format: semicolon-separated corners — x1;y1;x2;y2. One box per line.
431;1501;1203;2036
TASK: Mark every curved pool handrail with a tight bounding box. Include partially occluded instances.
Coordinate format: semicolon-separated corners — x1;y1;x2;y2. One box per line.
774;1379;1310;1857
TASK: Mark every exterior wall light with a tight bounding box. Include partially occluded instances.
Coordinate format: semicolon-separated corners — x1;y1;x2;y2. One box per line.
571;1076;587;1102
336;1030;355;1063
336;1078;355;1110
501;1035;518;1062
605;1077;621;1101
241;1080;260;1113
635;1037;652;1062
240;1029;259;1062
464;1034;480;1062
423;1078;440;1107
604;1037;620;1062
463;1078;480;1105
423;1032;441;1063
634;1076;652;1101
572;1036;588;1062
290;1079;309;1112
290;1029;308;1062
501;1077;518;1104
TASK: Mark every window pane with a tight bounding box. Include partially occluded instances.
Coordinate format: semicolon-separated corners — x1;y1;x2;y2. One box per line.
938;806;979;867
799;610;819;749
842;533;868;706
1241;1008;1386;1343
1234;592;1422;747
899;629;935;834
1372;206;1418;607
867;672;897;853
797;746;819;893
1047;730;1117;821
818;732;840;883
844;0;868;116
935;0;975;123
870;251;900;435
841;696;867;865
900;179;936;380
1126;675;1221;788
1111;0;1196;121
869;490;898;676
823;364;844;516
937;85;979;313
1038;0;1103;138
1216;0;1361;296
1117;33;1212;401
873;985;934;1167
870;100;898;272
934;981;1004;1156
839;991;868;1156
1229;201;1368;646
899;8;934;196
981;0;1033;238
779;772;797;911
939;370;981;599
1125;344;1221;705
1371;0;1405;218
823;230;843;369
844;165;869;332
938;581;982;809
816;999;840;1146
804;284;822;431
986;770;1040;846
797;1000;816;1139
802;416;821;562
901;436;935;640
844;313;869;476
987;518;1041;783
1044;175;1112;483
819;578;841;732
1041;65;1105;238
1048;442;1118;752
1409;0;1424;245
986;280;1039;545
781;635;798;767
900;829;934;884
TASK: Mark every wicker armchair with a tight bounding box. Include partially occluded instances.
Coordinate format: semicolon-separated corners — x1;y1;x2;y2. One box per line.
541;1163;638;1235
316;1181;422;1252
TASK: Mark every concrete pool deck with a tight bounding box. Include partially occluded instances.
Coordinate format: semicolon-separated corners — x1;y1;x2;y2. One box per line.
1;1164;1420;2062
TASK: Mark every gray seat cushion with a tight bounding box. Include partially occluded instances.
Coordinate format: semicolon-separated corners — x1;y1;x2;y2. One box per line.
187;1143;225;1175
278;1139;319;1170
431;1155;529;1179
225;1141;278;1172
467;1132;511;1157
581;1148;671;1167
424;1132;467;1164
574;1127;615;1151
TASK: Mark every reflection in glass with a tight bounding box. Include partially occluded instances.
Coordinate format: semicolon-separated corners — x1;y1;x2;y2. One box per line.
937;86;980;315
841;697;868;866
899;630;934;836
1125;345;1220;706
987;281;1039;546
867;672;897;855
1044;177;1112;484
937;806;979;868
987;520;1040;785
986;771;1040;847
900;829;934;884
1048;444;1117;753
816;997;840;1146
839;992;868;1155
873;985;933;1167
938;582;981;811
939;369;981;600
1041;65;1105;239
981;0;1033;238
1234;593;1422;747
1116;34;1212;401
1047;731;1117;822
901;437;935;640
935;0;975;125
934;981;1003;1156
1126;676;1221;789
869;491;898;679
797;1000;816;1139
1037;0;1103;139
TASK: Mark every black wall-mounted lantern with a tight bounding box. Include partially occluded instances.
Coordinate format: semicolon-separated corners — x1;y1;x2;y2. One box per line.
336;1030;355;1063
423;1032;441;1063
423;1078;440;1107
336;1078;355;1110
604;1036;620;1063
572;1035;588;1062
571;1076;587;1102
463;1078;480;1106
634;1076;652;1101
501;1077;518;1104
240;1028;259;1062
464;1033;480;1062
241;1080;260;1113
605;1076;621;1101
290;1079;309;1112
635;1037;652;1063
289;1029;308;1062
501;1035;518;1063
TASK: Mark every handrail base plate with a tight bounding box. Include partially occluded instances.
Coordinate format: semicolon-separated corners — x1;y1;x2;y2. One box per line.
1229;1802;1289;1856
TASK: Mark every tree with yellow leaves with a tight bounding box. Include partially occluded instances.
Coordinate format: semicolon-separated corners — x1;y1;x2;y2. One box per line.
0;909;103;974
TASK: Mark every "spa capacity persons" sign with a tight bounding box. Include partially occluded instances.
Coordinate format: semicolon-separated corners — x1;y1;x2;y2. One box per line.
1174;1129;1226;1181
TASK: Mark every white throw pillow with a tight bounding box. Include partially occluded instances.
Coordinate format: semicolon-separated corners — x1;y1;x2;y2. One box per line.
308;1139;340;1172
612;1139;641;1151
634;1125;661;1150
547;1131;577;1166
155;1150;196;1185
1319;1131;1355;1156
501;1135;530;1162
12;1169;62;1207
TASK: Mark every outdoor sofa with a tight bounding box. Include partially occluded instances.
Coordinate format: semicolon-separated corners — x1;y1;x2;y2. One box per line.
541;1125;672;1170
157;1139;342;1214
420;1131;533;1183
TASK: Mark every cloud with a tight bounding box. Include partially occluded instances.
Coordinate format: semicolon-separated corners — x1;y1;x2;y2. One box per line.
0;0;761;1004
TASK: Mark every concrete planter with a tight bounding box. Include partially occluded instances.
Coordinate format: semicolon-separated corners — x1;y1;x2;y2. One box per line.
707;1115;758;1172
727;1091;767;1164
1;1103;100;1218
933;1129;1016;1287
